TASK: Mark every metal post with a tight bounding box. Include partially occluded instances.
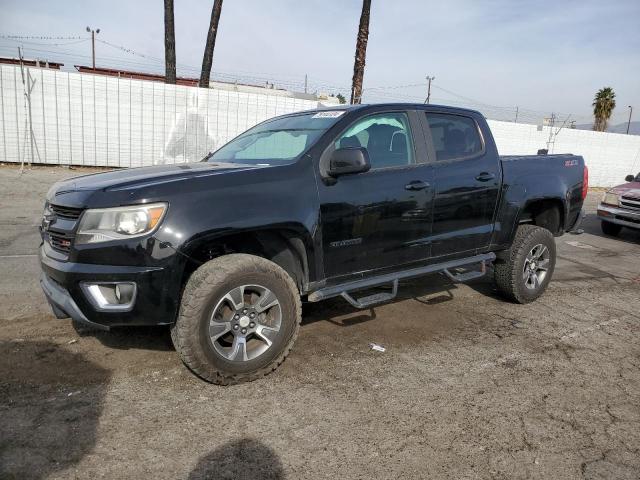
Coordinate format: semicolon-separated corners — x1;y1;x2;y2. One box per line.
92;75;97;165
67;72;72;164
151;81;155;163
18;48;37;168
80;74;85;165
117;76;121;166
627;106;633;135
140;79;143;166
105;76;109;165
0;67;6;163
13;66;21;165
40;68;47;163
53;70;60;163
129;77;132;167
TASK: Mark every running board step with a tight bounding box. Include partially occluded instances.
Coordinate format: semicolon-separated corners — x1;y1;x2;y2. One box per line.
340;279;398;309
308;252;496;308
443;260;487;282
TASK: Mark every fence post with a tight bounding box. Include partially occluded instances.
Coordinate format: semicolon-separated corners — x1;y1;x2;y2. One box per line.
67;72;72;165
40;68;47;163
13;67;21;165
80;74;85;165
0;68;6;163
54;70;59;164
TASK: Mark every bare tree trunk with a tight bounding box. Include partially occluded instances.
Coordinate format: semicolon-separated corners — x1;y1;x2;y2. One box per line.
199;0;224;88
164;0;176;84
350;0;371;104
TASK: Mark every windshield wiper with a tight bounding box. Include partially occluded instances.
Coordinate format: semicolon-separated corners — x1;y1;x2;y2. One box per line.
201;151;215;162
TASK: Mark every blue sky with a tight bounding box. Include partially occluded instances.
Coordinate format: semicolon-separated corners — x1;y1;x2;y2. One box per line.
1;0;638;124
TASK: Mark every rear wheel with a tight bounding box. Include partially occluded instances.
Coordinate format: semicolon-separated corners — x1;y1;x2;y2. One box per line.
601;220;622;237
171;254;301;385
494;225;556;304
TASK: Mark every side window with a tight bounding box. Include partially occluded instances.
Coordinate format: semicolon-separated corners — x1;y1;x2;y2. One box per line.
334;112;414;169
425;113;483;161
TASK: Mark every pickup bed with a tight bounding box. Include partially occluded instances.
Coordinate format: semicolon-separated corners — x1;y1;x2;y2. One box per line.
40;103;587;384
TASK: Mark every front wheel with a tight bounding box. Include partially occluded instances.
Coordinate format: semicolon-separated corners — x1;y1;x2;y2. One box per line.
494;225;557;304
171;254;301;385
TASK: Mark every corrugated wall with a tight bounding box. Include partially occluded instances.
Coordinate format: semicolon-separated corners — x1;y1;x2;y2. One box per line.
0;64;321;168
2;64;640;187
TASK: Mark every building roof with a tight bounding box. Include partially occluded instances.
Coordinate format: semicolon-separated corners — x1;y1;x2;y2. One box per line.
74;65;199;86
0;57;63;69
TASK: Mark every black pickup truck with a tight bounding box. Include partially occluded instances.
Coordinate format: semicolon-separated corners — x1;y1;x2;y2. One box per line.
40;104;587;384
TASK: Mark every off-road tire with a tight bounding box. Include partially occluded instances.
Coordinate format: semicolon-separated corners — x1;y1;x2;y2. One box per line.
494;225;556;304
171;254;301;385
601;220;622;237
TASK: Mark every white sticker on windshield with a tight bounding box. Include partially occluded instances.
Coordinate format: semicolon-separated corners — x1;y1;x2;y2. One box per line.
312;111;345;119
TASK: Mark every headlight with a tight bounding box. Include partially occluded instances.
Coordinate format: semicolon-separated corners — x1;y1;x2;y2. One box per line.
76;203;167;244
601;192;619;206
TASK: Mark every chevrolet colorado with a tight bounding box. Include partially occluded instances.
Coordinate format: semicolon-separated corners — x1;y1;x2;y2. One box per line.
40;104;587;384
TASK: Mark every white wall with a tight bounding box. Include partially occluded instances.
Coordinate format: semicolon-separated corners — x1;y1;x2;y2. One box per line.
0;64;322;168
2;64;639;187
488;120;640;187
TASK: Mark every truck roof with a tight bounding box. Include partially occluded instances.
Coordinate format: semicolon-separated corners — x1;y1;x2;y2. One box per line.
312;102;484;117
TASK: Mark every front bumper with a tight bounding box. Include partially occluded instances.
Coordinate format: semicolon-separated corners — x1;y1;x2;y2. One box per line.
39;246;181;329
597;204;640;230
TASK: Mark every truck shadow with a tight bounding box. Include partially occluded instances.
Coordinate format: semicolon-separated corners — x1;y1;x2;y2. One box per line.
0;340;109;480
187;438;284;480
76;324;174;352
302;273;497;327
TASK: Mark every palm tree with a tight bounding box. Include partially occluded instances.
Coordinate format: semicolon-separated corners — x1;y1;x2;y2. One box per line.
592;87;616;132
350;0;372;104
164;0;176;84
199;0;224;88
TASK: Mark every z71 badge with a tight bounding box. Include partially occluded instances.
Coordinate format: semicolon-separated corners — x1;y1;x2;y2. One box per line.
329;238;363;248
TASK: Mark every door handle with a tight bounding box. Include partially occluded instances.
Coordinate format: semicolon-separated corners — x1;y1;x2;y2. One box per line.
475;172;495;182
405;180;430;191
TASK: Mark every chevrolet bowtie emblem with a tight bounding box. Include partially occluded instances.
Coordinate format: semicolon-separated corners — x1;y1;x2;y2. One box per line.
42;214;56;230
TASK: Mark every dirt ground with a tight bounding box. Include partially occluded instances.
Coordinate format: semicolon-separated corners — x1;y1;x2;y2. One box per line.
1;164;639;480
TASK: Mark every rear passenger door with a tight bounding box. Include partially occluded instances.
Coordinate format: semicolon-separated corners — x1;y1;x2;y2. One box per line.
422;111;501;258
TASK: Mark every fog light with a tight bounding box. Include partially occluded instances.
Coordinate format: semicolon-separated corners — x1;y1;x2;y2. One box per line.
81;282;137;311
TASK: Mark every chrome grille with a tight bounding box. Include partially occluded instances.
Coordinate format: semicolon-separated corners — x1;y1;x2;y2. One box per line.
48;232;74;253
620;196;640;211
49;204;84;220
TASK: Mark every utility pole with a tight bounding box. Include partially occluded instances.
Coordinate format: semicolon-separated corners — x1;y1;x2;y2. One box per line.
514;106;519;123
627;106;633;134
304;74;308;94
86;26;100;69
424;76;435;104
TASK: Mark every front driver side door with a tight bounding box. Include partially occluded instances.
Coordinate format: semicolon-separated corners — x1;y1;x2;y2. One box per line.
317;111;435;280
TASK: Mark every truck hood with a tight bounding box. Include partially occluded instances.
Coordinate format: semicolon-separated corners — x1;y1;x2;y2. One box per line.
48;162;260;198
609;181;640;199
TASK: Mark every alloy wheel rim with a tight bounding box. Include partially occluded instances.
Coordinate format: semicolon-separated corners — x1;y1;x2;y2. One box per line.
208;284;282;362
522;243;550;290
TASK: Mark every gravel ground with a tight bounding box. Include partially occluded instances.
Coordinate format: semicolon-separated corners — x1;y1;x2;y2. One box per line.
0;165;639;480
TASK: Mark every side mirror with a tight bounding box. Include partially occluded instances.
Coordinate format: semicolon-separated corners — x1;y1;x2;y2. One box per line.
328;147;371;177
625;174;635;182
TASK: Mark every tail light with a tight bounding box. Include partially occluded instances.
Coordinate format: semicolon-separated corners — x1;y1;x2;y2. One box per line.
582;165;589;200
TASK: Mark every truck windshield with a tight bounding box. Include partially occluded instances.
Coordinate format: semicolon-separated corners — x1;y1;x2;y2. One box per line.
207;111;345;165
